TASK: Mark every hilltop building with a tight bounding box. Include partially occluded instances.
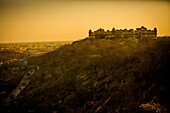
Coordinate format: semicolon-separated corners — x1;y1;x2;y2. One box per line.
89;26;157;39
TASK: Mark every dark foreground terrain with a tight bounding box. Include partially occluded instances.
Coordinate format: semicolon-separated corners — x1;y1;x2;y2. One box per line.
0;37;170;113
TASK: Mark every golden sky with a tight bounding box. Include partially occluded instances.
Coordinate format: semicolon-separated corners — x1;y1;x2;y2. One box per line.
0;0;170;43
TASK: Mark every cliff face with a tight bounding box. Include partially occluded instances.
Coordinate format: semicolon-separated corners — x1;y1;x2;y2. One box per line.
1;38;169;113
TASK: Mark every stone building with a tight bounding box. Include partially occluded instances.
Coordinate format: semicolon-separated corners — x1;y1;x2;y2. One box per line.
89;26;157;39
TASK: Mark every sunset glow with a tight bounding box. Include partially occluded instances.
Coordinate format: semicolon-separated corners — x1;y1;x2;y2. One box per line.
0;0;170;43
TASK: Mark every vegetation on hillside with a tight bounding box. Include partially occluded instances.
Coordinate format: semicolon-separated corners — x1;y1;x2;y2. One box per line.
1;37;169;113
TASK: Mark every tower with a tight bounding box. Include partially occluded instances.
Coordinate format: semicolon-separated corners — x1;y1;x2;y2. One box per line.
154;28;157;34
89;29;92;36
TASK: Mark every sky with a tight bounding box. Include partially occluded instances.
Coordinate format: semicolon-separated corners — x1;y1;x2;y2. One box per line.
0;0;170;43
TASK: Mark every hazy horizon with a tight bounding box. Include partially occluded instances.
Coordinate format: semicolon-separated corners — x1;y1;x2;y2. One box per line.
0;40;73;44
0;0;170;43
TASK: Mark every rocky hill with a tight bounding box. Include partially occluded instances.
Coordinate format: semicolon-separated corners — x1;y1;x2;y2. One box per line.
1;37;170;113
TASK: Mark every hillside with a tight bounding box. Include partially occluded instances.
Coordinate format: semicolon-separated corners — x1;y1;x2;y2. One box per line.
1;37;170;113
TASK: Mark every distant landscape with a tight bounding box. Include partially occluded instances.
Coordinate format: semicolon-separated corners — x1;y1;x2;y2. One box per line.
0;41;72;65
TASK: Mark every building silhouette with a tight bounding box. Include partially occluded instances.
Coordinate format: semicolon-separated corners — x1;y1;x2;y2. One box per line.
89;26;157;39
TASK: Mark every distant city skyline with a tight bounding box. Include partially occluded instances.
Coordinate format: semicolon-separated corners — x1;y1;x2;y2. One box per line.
0;0;170;43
